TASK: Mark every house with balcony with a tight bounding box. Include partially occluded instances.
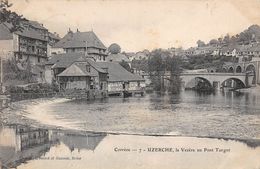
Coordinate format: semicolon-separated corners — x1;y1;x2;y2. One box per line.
51;29;108;61
0;20;60;82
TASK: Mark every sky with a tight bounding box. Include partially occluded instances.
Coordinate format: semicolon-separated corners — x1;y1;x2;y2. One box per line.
9;0;260;52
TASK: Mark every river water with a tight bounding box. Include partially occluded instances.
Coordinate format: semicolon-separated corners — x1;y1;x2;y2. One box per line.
1;90;260;169
22;90;260;139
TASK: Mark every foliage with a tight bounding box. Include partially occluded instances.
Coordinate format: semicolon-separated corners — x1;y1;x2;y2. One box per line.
0;0;26;32
131;58;148;72
209;39;218;45
182;54;237;71
165;56;182;94
205;24;260;46
196;40;206;47
148;49;182;93
119;60;131;72
148;49;169;73
3;58;34;83
108;43;121;54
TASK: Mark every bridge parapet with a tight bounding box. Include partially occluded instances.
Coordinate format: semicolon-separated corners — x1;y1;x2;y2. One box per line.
180;72;247;76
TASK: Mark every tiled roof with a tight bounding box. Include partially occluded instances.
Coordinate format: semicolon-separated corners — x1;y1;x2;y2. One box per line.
106;53;130;62
0;21;48;41
86;58;107;73
239;45;251;52
97;62;144;82
49;32;61;40
53;31;106;49
248;43;260;52
46;52;84;67
57;63;93;77
47;53;106;72
0;24;13;40
15;28;48;41
57;56;107;77
27;20;47;30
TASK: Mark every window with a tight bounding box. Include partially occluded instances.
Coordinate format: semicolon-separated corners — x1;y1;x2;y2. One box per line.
18;54;22;59
100;83;103;90
86;65;90;72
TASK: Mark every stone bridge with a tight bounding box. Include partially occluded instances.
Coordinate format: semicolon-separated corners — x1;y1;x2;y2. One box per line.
221;60;260;85
141;60;260;90
178;72;253;90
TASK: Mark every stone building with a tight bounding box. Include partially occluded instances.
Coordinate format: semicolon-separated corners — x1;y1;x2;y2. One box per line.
0;20;60;82
52;29;108;62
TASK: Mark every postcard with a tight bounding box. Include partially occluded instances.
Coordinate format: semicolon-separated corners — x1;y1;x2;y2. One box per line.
0;0;260;169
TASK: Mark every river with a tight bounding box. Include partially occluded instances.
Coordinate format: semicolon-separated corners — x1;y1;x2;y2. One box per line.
1;90;260;169
20;90;260;139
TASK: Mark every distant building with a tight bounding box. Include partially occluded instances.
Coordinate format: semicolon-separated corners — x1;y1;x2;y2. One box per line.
185;47;195;56
168;47;185;56
106;53;130;63
52;29;107;62
219;45;240;57
127;50;150;61
184;46;216;56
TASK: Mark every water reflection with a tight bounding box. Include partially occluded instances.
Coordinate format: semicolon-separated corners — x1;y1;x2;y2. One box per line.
0;125;106;169
0;124;260;169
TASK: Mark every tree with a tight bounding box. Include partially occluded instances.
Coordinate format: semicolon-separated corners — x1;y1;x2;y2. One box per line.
209;39;218;46
0;0;26;32
223;34;230;44
165;56;182;94
217;37;223;44
108;43;121;54
196;40;206;47
230;36;237;44
131;58;148;73
119;60;131;72
148;49;167;91
148;49;167;73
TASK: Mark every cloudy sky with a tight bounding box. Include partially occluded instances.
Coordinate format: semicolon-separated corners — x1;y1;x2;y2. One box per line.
9;0;260;52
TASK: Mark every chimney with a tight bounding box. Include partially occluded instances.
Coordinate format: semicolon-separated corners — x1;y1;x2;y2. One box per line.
68;28;73;34
68;28;73;38
85;41;88;56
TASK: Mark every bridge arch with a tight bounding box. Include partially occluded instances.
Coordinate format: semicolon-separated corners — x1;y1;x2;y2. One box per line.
184;77;213;89
245;64;256;72
221;78;246;89
228;66;234;73
222;67;227;73
245;64;256;85
236;65;242;73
